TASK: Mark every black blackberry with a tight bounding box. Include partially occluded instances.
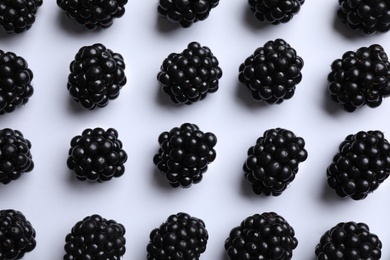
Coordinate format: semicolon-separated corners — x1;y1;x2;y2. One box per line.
326;130;390;200
239;38;304;104
225;212;298;260
315;221;382;259
64;214;126;259
67;43;127;110
0;50;34;114
153;123;217;188
243;128;308;196
157;42;222;105
337;0;390;34
248;0;305;24
147;212;208;260
0;0;42;34
57;0;128;29
67;127;128;182
328;44;390;112
157;0;219;28
0;209;36;259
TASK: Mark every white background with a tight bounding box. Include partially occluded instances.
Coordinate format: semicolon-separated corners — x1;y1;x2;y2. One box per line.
1;1;390;259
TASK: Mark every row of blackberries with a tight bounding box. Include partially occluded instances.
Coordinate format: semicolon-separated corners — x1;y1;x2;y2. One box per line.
0;209;382;259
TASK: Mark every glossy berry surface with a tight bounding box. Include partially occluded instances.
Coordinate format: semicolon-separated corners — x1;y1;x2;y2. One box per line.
64;214;126;260
157;0;219;27
153;123;217;188
328;44;390;112
0;128;34;185
67;43;127;110
147;212;208;260
158;42;222;105
315;221;382;259
67;127;128;182
0;0;43;34
327;130;390;200
0;209;36;259
248;0;305;24
243;128;308;196
239;38;304;104
57;0;128;29
225;212;298;260
338;0;390;34
0;51;34;114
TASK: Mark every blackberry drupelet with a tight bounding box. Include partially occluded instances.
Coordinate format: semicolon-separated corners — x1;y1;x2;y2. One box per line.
225;212;298;260
0;0;43;34
239;39;304;104
248;0;305;24
64;214;126;259
147;212;208;260
157;0;219;27
67;127;128;182
67;43;127;110
243;128;308;196
0;129;34;185
328;44;390;112
0;50;34;114
326;130;390;200
157;42;222;105
0;209;36;259
337;0;390;34
153;123;217;188
315;221;382;259
57;0;128;29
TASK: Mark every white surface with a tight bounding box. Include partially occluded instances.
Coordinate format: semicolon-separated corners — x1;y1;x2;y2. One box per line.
1;1;390;259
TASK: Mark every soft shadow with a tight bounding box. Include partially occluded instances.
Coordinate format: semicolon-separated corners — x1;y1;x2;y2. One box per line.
56;9;103;35
66;96;96;115
151;168;180;192
235;80;275;110
322;79;345;116
155;15;181;34
320;176;346;204
242;5;270;31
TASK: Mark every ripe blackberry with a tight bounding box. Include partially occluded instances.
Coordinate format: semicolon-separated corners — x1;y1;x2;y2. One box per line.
0;50;34;114
157;42;222;105
0;0;42;34
328;44;390;112
337;0;390;34
153;123;217;188
243;128;308;196
67;43;127;110
0;209;36;259
67;127;128;182
147;212;208;260
64;214;126;259
315;221;382;259
248;0;305;24
239;39;304;104
326;130;390;200
57;0;128;29
157;0;219;27
225;212;298;260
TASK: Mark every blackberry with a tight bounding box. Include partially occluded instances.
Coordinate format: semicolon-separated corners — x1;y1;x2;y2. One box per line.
248;0;305;24
0;0;42;34
64;214;126;259
225;212;298;260
153;123;217;188
243;128;308;196
337;0;390;34
239;39;304;104
157;42;222;105
67;127;128;182
157;0;219;28
57;0;128;29
147;212;208;260
328;44;390;112
0;209;36;259
315;221;382;259
67;43;127;110
326;130;390;200
0;50;34;114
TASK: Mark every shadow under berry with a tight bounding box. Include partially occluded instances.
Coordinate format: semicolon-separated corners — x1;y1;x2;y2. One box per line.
242;3;270;31
155;15;181;34
56;9;102;35
235;80;272;110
